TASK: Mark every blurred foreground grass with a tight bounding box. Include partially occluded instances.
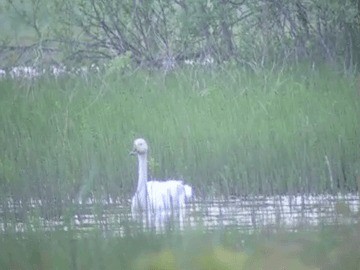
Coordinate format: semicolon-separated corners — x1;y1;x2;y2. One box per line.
1;223;359;270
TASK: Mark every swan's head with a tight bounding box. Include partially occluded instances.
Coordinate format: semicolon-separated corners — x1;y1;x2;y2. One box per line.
131;138;148;155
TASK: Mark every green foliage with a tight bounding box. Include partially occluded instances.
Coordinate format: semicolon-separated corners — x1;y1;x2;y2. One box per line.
105;51;133;78
1;224;359;270
1;0;360;67
0;66;359;204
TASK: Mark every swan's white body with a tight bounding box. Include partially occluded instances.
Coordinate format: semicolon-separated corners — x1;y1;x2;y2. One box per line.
131;138;192;229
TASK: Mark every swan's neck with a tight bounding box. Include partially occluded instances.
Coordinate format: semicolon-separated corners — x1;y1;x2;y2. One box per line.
136;153;148;194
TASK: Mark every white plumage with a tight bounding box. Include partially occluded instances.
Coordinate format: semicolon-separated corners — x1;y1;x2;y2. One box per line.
131;138;192;228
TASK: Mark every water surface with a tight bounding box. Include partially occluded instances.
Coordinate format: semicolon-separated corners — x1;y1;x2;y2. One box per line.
1;194;359;235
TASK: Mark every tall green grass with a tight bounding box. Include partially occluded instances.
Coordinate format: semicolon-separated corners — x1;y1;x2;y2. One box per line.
0;65;359;205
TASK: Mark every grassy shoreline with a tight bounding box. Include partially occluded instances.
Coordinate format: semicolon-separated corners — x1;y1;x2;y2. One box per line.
0;66;359;203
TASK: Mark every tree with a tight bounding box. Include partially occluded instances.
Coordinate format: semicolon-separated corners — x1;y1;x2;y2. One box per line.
1;0;360;69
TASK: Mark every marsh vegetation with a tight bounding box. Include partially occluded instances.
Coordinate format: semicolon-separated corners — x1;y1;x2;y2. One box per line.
1;0;360;268
1;66;359;204
0;65;359;268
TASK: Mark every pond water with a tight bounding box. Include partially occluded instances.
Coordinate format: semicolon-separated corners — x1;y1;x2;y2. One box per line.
1;194;359;235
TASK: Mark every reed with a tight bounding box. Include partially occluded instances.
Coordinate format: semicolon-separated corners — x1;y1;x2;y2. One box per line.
0;65;359;204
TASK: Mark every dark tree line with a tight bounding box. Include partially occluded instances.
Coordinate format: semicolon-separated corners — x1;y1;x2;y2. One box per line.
1;0;360;70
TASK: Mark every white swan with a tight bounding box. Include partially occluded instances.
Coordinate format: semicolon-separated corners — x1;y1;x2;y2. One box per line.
130;138;192;229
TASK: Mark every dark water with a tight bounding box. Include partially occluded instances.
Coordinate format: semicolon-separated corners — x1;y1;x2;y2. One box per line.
1;194;359;235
